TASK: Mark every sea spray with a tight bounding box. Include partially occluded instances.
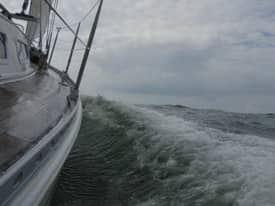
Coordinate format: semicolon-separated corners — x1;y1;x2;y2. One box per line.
52;96;275;206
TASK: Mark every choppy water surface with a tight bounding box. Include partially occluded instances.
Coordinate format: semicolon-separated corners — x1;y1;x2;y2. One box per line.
51;97;275;206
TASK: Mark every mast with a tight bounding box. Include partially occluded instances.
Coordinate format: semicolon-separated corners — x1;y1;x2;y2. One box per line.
26;0;53;47
17;0;104;90
75;0;104;90
39;0;43;50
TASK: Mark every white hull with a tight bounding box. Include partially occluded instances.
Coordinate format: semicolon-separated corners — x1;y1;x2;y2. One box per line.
2;100;82;206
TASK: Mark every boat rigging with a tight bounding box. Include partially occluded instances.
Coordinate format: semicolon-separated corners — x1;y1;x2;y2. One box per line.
0;0;104;205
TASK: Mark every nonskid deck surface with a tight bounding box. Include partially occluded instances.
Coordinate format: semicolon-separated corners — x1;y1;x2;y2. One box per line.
0;70;73;172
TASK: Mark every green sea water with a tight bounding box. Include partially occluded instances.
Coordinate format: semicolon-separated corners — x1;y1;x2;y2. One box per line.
51;96;275;206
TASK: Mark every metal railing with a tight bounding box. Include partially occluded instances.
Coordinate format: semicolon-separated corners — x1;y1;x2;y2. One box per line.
43;0;104;90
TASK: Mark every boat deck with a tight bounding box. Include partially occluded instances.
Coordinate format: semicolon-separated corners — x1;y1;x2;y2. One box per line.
0;69;73;172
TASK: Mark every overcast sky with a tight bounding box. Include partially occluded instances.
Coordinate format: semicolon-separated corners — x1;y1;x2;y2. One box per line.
4;0;275;113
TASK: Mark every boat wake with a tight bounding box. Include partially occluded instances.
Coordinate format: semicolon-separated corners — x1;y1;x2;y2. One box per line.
51;96;275;206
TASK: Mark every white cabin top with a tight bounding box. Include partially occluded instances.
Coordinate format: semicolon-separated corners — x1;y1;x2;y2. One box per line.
0;13;33;82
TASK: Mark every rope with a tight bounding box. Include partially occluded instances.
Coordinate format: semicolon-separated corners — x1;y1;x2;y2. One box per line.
46;0;59;52
43;0;87;47
59;0;99;30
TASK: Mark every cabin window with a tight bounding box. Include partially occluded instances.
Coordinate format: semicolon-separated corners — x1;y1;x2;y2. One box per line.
0;33;7;59
16;41;29;66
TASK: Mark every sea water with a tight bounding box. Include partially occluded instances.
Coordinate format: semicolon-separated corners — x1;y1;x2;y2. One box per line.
51;96;275;206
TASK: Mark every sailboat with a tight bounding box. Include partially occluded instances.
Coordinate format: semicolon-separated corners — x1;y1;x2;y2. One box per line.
0;0;103;205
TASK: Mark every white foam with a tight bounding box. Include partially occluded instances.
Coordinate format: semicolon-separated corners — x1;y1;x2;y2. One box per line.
134;107;275;206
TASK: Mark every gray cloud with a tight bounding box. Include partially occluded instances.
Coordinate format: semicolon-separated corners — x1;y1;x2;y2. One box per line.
2;0;275;113
92;42;275;97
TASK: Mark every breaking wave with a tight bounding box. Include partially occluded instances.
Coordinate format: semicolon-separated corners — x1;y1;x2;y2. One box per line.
51;96;275;206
